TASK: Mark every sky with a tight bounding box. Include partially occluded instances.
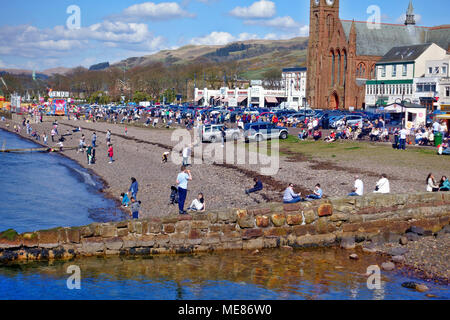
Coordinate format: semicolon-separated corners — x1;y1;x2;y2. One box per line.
0;0;448;71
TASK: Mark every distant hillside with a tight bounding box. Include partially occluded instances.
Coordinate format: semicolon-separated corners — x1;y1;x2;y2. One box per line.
0;67;71;77
89;62;110;71
113;37;309;78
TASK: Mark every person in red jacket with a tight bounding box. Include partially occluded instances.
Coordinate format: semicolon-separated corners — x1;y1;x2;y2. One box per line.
108;144;114;164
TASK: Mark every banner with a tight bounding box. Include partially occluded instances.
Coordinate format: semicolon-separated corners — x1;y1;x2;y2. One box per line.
53;99;67;115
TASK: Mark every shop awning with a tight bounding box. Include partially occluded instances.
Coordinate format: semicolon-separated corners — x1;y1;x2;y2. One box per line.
265;97;278;104
237;96;248;103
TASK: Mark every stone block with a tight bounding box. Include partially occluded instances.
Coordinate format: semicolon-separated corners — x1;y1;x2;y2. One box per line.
295;234;336;248
292;225;316;236
318;203;333;217
117;228;129;237
38;229;61;248
221;231;241;242
283;203;302;212
154;234;170;246
101;224;116;238
163;224;175;234
104;237;123;250
202;232;221;245
242;228;263;240
81;237;105;254
122;235;138;248
136;235;155;247
175;221;191;233
169;233;187;246
286;214;303;226
148;222;162;233
223;241;243;250
263;238;278;249
270;214;286;227
237;210;255;229
256;215;270;228
303;209;317;224
191;220;210;230
66;228;81;243
243;238;264;250
263;227;288;238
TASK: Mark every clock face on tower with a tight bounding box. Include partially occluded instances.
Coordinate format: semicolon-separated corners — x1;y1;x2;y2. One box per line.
326;0;335;5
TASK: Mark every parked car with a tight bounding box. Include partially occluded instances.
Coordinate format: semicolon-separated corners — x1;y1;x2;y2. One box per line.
200;125;241;143
244;122;289;142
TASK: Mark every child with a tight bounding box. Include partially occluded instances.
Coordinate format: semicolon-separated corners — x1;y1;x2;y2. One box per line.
162;152;170;163
125;127;128;135
130;197;141;220
121;193;130;207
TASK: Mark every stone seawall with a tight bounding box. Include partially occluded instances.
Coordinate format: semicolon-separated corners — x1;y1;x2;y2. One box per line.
1;192;449;263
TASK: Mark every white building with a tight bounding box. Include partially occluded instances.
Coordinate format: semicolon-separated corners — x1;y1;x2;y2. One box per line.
365;43;448;107
194;67;307;109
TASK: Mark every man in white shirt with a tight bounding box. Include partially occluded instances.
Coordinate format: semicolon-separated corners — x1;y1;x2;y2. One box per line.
399;128;408;150
348;176;364;197
374;174;390;194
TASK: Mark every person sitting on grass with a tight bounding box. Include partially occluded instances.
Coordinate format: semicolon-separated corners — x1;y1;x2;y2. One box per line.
324;131;336;143
188;193;206;212
313;130;322;141
121;193;130;207
283;183;303;204
306;184;323;200
246;178;263;195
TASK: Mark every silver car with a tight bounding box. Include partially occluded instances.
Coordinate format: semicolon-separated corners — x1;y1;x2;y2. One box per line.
200;125;241;143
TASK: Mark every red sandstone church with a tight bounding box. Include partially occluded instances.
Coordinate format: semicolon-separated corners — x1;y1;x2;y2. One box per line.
306;0;450;110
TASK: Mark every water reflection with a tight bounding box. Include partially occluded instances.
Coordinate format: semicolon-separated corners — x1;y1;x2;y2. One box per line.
0;248;447;300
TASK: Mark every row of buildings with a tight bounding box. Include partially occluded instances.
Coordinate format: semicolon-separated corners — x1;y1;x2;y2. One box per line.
194;67;307;109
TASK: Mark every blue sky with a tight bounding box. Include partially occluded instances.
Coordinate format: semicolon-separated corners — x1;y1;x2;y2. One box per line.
0;0;448;71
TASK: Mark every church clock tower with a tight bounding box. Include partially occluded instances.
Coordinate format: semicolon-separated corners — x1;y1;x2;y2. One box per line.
306;0;340;109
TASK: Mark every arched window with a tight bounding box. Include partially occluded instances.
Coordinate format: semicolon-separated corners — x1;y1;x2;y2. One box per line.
337;50;341;85
331;51;335;86
356;63;366;78
343;50;348;85
370;65;375;79
327;15;334;40
315;14;319;40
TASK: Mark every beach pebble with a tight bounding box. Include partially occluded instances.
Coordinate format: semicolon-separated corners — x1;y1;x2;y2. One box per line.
392;255;405;263
399;236;408;246
381;262;395;271
349;254;359;260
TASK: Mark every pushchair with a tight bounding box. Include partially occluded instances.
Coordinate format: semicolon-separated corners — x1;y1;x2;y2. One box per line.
169;186;179;205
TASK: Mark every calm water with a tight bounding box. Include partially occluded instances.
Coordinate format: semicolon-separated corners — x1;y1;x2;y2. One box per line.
0;249;448;300
0;129;448;300
0;128;127;233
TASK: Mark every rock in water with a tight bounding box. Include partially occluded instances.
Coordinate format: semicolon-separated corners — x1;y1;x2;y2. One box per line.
349;254;359;260
402;282;429;293
407;226;425;236
388;247;408;256
405;232;420;242
415;284;429;293
381;262;395;271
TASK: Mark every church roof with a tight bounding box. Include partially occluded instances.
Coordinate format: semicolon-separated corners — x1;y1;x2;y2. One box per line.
341;20;450;57
377;43;432;64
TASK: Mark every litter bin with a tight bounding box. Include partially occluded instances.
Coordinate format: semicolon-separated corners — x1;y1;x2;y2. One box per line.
434;132;443;147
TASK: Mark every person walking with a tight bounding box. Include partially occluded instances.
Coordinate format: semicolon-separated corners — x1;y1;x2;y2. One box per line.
92;132;97;148
176;166;192;215
108;144;114;164
106;130;111;144
129;177;139;199
86;145;93;165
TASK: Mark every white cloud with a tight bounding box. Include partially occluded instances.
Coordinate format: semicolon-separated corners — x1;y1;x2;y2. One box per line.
190;31;236;45
115;2;195;22
230;0;276;19
0;59;5;68
245;16;301;29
